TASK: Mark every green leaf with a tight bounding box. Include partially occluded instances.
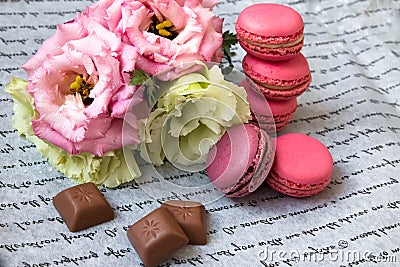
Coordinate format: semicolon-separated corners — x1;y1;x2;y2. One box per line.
222;30;238;67
129;69;150;86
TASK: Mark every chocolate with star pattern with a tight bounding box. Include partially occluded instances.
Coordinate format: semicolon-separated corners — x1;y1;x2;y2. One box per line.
52;182;114;232
161;200;207;245
126;207;189;267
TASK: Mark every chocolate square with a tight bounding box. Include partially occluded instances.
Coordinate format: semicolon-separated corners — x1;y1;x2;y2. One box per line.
127;207;189;267
161;200;207;245
52;182;114;232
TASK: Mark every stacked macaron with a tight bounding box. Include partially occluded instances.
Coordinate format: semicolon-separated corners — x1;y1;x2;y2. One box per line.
236;3;312;131
205;4;333;199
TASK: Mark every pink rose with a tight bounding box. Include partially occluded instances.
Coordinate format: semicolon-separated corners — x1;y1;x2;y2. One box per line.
23;16;88;78
23;19;140;156
87;0;223;75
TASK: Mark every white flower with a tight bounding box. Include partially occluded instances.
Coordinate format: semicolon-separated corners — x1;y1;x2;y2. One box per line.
139;64;250;166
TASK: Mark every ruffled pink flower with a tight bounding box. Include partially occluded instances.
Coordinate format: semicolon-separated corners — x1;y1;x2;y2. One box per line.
21;0;224;156
87;0;223;75
23;16;88;78
23;19;140;156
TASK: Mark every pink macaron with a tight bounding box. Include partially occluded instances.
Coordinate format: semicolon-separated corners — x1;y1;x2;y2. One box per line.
266;133;333;197
267;99;298;131
243;80;297;131
206;123;274;198
243;53;311;100
236;3;304;61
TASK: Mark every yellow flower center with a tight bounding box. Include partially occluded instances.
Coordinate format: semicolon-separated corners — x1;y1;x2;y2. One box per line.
149;19;177;39
69;75;94;106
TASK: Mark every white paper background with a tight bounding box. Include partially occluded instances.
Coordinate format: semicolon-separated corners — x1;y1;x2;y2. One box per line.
1;0;399;266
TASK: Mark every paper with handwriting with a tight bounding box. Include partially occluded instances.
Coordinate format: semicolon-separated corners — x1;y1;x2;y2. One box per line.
1;0;399;266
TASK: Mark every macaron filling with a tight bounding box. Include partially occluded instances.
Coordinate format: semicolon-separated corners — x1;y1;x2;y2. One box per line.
240;41;304;59
235;25;304;46
254;81;299;90
240;35;304;49
252;78;311;100
249;74;311;91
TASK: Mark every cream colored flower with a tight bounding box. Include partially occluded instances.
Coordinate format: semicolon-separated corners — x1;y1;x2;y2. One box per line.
139;64;250;166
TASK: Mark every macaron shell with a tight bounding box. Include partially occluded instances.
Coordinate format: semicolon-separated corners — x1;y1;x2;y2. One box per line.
243;53;311;100
247;129;275;192
244;83;297;130
206;124;258;189
269;98;297;118
267;170;331;197
239;38;304;61
243;53;311;86
236;4;303;42
223;125;271;197
274;120;290;131
254;79;310;100
241;78;274;123
206;123;273;198
236;3;304;60
268;98;297;131
266;133;333;197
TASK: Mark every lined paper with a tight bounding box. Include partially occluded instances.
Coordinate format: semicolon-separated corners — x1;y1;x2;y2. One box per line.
1;0;399;266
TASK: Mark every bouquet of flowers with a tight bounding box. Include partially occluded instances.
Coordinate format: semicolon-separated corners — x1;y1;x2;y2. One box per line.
6;0;250;187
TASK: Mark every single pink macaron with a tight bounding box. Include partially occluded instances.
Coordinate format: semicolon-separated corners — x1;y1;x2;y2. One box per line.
244;81;297;131
243;53;311;100
236;3;304;61
206;123;274;198
266;133;333;197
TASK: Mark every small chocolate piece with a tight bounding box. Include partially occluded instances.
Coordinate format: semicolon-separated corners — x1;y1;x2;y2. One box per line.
52;182;114;232
127;207;189;267
161;200;207;245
